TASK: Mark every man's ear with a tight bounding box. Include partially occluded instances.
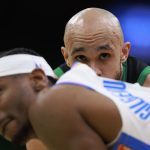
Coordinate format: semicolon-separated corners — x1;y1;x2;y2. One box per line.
29;69;49;92
61;46;70;66
121;42;131;63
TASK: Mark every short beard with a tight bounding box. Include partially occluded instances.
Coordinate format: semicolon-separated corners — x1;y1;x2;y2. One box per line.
12;121;32;146
114;71;122;80
114;62;123;80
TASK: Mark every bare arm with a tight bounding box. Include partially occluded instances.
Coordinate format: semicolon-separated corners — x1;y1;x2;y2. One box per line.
143;74;150;87
29;85;121;150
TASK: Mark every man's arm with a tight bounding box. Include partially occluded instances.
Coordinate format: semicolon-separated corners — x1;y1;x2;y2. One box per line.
29;85;122;150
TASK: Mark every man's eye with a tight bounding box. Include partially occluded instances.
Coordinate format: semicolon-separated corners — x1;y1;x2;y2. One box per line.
75;55;88;62
99;53;110;60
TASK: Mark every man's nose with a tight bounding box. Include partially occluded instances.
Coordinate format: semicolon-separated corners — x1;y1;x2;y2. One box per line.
90;63;102;76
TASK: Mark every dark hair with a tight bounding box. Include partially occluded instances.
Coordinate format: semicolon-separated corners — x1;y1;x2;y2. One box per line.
0;48;40;58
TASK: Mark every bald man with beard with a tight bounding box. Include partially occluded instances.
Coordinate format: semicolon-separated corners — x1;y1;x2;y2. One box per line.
54;7;150;86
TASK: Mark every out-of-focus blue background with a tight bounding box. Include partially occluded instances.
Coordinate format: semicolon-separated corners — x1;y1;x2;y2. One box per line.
0;0;150;67
111;2;150;65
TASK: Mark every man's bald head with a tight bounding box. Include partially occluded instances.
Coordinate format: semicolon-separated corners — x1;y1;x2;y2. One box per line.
64;7;124;46
61;7;130;80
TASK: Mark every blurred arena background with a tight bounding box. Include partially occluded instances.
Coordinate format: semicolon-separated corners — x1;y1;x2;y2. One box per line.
0;0;150;68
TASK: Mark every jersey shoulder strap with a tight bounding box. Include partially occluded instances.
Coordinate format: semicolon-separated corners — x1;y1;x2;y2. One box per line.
54;63;70;78
123;56;148;84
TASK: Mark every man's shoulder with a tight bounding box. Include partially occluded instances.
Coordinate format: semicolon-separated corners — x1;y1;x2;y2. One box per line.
54;63;70;78
125;56;149;84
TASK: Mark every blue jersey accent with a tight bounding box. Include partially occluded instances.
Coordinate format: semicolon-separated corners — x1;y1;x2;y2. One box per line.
113;132;150;150
103;80;150;121
103;80;126;90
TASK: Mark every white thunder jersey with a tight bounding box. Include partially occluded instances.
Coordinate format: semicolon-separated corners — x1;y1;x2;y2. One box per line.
56;62;150;150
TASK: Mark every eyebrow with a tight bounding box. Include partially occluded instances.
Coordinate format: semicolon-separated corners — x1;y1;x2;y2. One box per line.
71;47;85;55
71;44;113;55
